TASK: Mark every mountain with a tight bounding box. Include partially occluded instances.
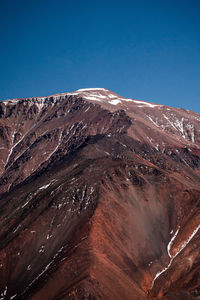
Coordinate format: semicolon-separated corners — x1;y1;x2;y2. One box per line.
0;88;199;300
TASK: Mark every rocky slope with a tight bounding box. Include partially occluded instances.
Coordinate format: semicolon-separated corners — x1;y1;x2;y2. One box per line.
0;88;199;300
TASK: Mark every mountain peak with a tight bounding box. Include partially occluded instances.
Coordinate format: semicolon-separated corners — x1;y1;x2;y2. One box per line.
2;88;160;109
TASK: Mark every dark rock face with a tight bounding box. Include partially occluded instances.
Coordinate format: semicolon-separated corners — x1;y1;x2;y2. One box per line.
0;88;199;300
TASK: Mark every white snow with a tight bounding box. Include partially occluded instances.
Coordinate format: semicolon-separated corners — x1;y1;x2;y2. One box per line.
39;245;45;253
85;107;90;112
175;224;200;255
82;96;102;102
0;159;5;166
92;94;107;99
3;99;19;105
46;233;52;239
35;100;46;112
108;94;118;99
44;131;63;161
167;226;180;258
66;92;81;96
26;246;65;291
163;114;177;131
13;224;21;233
162;116;195;143
174;117;186;138
109;100;121;105
133;100;159;107
122;98;134;102
21;200;30;208
90;187;94;194
186;123;195;143
2;88;163;117
76;88;106;92
151;224;200;289
68;89;158;108
10;294;17;299
39;183;51;190
38;179;56;191
4;126;36;171
146;115;159;127
0;286;7;298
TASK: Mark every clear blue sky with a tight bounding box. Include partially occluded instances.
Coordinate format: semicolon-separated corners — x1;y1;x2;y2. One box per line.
0;0;200;112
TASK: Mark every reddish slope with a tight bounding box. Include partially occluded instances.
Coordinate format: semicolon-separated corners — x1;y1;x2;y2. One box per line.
0;88;199;299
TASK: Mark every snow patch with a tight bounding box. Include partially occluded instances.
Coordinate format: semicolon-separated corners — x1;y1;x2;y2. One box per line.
109;99;121;105
0;286;7;299
121;98;134;102
46;233;53;239
39;183;51;190
35;100;45;112
146;115;159;127
167;226;180;258
13;224;21;233
83;96;102;102
22;200;30;208
39;245;45;253
39;179;56;191
151;224;200;289
76;88;106;92
133;100;159;107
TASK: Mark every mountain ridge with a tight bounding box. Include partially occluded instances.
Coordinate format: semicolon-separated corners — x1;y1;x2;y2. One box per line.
2;88;198;115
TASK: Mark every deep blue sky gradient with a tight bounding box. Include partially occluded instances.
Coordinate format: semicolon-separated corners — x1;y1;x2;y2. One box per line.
0;0;200;112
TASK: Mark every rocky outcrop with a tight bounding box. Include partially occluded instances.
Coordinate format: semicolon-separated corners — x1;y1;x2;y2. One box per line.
0;88;199;299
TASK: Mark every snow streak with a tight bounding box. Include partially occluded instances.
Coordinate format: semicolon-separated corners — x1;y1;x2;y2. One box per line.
151;224;200;289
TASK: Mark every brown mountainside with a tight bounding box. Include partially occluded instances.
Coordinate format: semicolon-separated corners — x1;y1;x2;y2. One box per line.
0;88;199;300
